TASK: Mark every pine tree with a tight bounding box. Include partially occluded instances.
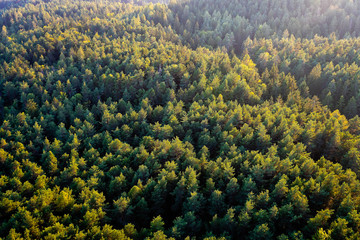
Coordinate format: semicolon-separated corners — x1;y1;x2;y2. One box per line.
344;97;358;118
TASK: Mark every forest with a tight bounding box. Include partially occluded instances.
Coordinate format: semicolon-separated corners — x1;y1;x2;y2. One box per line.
0;0;360;239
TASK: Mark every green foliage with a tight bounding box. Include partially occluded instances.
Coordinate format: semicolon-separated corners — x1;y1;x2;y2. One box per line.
0;0;360;239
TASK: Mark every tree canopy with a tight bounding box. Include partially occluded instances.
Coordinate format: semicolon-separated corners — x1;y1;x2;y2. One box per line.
1;0;360;239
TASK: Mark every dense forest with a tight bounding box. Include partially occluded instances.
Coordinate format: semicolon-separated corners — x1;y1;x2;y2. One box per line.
0;0;360;239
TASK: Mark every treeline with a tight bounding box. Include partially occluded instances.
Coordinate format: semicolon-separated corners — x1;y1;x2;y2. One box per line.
0;0;360;239
158;0;360;51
